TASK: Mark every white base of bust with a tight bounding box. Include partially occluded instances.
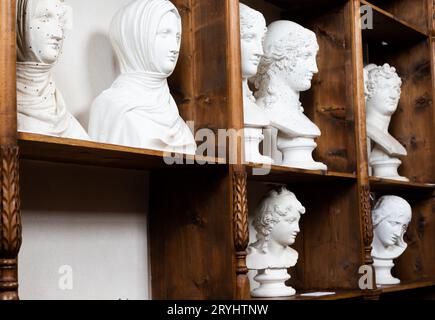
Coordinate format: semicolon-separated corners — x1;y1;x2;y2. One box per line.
373;258;401;285
244;127;274;164
251;269;296;298
277;136;327;170
370;157;409;182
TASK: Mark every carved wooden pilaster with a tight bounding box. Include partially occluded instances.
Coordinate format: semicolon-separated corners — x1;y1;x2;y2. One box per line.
232;170;249;299
431;0;435;36
360;184;374;265
0;146;21;300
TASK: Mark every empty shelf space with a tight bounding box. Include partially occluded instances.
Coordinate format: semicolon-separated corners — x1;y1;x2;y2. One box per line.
369;177;435;193
361;0;428;46
379;279;435;294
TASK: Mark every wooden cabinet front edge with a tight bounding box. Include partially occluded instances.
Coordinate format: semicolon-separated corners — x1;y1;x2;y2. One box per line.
0;0;22;300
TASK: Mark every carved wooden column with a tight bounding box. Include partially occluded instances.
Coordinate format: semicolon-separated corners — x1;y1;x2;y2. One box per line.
231;169;249;299
350;0;376;285
0;0;22;300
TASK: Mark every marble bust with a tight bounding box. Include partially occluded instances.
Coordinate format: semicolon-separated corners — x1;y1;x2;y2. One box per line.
364;64;408;181
247;187;306;297
16;0;89;139
252;20;327;170
371;195;412;285
88;0;197;154
239;3;272;164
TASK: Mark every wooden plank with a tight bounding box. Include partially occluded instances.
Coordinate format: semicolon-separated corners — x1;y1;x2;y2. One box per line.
18;132;224;170
379;279;435;294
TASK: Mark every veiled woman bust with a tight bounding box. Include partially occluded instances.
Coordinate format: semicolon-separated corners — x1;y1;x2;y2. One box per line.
16;0;89;139
371;195;412;285
364;63;408;181
88;0;196;154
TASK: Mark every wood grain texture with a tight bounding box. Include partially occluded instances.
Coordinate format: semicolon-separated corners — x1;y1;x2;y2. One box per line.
149;167;234;299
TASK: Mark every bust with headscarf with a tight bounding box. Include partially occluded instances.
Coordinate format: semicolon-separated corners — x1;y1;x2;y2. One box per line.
88;0;196;154
16;0;89;139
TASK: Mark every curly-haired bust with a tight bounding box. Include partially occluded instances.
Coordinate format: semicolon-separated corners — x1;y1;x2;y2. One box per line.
364;63;408;181
251;20;326;170
247;187;305;270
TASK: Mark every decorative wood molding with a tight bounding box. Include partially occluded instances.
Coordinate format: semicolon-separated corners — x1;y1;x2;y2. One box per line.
432;0;435;36
360;184;374;265
0;146;22;300
232;170;249;299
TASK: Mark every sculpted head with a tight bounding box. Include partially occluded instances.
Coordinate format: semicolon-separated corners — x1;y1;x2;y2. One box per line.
372;196;412;249
364;64;402;116
251;187;305;253
253;20;319;102
239;3;267;79
110;0;181;75
17;0;73;64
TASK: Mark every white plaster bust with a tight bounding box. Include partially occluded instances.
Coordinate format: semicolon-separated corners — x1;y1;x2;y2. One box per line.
16;0;89;139
252;20;326;170
371;195;412;285
247;187;305;297
239;3;272;164
364;64;408;181
88;0;196;154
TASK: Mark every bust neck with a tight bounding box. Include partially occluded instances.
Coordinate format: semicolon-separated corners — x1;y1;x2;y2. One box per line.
242;78;255;104
270;77;301;110
372;234;406;260
366;105;393;133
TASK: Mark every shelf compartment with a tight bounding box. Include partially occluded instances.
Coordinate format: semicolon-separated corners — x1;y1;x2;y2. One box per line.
247;180;363;294
242;0;359;174
18;132;224;170
370;177;435;193
361;0;430;35
361;0;428;47
246;163;356;184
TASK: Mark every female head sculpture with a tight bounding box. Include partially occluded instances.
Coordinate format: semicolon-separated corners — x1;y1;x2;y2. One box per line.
253;20;319;108
372;195;412;256
248;187;306;270
88;0;196;154
371;195;412;285
239;3;267;79
16;0;89;139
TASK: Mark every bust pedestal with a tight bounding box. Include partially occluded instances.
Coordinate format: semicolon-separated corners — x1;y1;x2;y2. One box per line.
373;257;400;285
278;136;327;170
251;268;295;298
244;127;273;164
370;146;409;181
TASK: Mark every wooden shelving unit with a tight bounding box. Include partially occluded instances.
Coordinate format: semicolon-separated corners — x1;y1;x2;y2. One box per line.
0;0;433;300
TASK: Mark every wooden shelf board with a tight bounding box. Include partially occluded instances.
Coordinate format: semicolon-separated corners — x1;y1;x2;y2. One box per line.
265;0;347;13
369;177;435;193
246;163;356;184
18;132;224;170
361;0;428;46
254;289;364;301
378;279;435;294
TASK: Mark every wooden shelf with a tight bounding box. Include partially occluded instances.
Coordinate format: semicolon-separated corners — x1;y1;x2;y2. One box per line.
246;163;356;184
361;0;428;46
379;280;435;294
254;290;364;301
18;132;224;170
369;177;435;193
